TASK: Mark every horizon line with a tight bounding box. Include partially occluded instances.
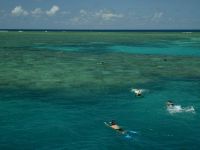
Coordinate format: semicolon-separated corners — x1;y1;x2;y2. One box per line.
0;29;200;32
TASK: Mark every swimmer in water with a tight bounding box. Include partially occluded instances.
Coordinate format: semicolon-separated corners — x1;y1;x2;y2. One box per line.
166;100;174;108
132;89;142;97
105;120;138;139
105;120;126;134
166;101;195;114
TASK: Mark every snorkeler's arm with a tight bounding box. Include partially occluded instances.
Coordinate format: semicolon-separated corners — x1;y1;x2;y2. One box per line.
104;122;111;127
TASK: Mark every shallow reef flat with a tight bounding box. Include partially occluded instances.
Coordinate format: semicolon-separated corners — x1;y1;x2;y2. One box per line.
0;32;200;95
0;49;200;93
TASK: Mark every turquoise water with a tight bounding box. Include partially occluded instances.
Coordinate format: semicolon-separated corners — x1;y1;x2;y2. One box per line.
0;32;200;150
109;45;200;56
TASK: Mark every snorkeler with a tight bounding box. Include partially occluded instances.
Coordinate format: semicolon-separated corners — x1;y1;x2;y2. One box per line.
104;120;126;134
104;121;138;139
166;101;195;114
166;100;174;108
131;89;143;97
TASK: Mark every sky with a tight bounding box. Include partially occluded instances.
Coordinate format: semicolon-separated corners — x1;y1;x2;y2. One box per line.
0;0;200;29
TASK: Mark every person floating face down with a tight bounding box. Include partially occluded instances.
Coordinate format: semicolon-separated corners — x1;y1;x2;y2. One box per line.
134;89;142;96
109;120;125;134
166;100;174;108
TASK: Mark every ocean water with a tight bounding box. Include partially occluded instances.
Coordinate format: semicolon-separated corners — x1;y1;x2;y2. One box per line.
0;31;200;150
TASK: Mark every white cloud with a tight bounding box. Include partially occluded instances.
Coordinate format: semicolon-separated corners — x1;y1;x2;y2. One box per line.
70;16;88;24
95;10;123;21
70;9;124;25
80;9;87;16
11;6;29;16
70;9;89;24
46;5;60;16
31;8;43;16
151;12;163;22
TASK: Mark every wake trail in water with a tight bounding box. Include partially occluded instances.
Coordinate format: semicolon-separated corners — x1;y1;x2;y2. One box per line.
167;105;195;114
124;131;138;140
